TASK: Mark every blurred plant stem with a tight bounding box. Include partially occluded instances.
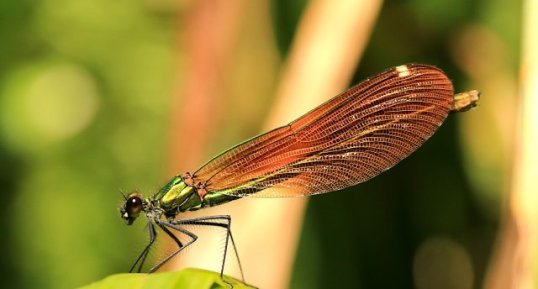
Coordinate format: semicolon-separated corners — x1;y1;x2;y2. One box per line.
164;0;249;274
165;0;381;288
485;0;538;288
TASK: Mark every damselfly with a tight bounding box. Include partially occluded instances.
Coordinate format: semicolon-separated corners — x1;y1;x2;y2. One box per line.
120;64;479;279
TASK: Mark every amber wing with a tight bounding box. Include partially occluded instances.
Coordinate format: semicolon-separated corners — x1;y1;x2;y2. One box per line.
193;64;454;197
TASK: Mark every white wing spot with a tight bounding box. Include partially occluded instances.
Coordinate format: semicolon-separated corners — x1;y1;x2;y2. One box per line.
396;65;411;77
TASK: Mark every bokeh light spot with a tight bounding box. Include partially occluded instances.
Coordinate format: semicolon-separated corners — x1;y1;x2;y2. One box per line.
0;62;99;153
413;236;474;289
26;64;99;140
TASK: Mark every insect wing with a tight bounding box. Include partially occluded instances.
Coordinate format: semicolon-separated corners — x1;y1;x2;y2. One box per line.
194;64;454;197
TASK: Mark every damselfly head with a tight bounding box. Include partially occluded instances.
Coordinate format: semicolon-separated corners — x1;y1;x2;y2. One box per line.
120;192;144;225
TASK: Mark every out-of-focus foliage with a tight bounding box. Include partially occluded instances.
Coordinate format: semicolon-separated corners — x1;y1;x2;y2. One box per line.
0;0;518;289
0;0;176;288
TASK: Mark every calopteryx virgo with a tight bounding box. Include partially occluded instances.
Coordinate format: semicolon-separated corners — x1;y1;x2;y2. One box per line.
119;64;479;280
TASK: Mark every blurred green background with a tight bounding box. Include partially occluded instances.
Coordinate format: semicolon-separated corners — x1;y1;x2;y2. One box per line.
0;0;519;288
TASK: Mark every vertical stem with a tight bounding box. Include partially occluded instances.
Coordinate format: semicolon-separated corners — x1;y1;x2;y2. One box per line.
164;0;247;271
229;0;382;288
511;0;538;286
168;0;246;173
485;0;538;288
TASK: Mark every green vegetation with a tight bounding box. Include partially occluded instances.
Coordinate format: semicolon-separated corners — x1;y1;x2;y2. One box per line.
78;269;256;289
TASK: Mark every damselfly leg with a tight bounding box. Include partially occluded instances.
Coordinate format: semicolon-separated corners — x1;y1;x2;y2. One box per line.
130;214;245;284
129;222;156;273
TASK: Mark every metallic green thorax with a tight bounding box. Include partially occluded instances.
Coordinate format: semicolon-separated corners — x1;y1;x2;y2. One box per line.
154;176;240;215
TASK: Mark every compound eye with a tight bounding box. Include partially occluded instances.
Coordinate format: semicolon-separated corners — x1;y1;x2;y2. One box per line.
125;196;143;215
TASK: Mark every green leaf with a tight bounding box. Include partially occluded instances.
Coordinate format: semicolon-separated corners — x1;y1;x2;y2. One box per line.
77;268;257;289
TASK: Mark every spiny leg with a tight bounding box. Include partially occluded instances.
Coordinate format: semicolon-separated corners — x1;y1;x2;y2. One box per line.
171;215;245;282
138;222;186;273
129;222;157;273
226;224;244;282
160;224;184;248
148;220;198;273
